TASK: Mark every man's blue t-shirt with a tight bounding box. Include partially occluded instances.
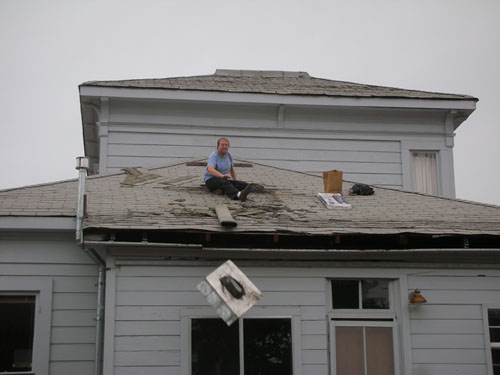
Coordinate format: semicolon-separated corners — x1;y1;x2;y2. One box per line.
204;151;233;182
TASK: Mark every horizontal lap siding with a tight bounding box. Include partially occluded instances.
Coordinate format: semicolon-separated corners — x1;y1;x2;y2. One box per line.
105;98;409;188
0;236;98;375
113;266;329;374
408;273;500;375
106;128;402;188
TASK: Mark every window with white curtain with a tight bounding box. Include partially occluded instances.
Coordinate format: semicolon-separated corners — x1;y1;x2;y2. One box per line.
411;152;438;195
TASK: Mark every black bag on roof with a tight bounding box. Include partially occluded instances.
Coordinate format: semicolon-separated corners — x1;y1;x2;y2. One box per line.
349;183;374;196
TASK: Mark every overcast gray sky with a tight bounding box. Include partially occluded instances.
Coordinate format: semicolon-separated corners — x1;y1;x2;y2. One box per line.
1;0;499;205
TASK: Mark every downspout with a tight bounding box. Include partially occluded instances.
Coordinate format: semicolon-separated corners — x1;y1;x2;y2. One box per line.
76;157;106;375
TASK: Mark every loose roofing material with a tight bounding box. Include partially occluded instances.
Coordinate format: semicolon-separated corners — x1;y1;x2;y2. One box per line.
80;69;477;101
1;159;499;236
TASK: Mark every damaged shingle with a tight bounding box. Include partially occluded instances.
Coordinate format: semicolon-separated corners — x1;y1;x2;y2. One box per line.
121;167;162;186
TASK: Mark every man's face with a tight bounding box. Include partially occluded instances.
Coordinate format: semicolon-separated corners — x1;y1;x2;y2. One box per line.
217;140;230;155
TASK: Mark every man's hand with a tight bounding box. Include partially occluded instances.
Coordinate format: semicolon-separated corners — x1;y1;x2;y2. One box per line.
222;174;231;180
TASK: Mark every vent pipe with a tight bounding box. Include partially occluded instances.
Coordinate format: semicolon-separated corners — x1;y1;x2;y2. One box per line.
75;156;106;375
76;157;89;243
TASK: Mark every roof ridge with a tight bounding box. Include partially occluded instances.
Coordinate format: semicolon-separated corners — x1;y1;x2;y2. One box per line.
214;69;310;78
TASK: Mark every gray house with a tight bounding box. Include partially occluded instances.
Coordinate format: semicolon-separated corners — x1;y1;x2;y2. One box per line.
79;69;477;197
1;71;499;375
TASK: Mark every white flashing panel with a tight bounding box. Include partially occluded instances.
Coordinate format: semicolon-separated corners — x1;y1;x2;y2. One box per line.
197;260;263;326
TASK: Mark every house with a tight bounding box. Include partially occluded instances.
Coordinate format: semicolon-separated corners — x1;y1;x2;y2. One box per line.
1;71;499;375
2;159;500;375
79;69;478;197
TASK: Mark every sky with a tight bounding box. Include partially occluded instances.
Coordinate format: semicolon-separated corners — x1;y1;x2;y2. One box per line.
1;0;499;205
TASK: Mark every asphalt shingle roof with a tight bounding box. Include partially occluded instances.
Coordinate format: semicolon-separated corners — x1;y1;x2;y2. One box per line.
1;159;499;236
80;69;477;101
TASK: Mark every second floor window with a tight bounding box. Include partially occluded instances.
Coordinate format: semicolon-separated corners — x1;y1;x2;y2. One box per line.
411;151;438;195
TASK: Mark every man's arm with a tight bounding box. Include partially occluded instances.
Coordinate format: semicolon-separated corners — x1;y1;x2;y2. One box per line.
230;167;236;181
207;166;230;179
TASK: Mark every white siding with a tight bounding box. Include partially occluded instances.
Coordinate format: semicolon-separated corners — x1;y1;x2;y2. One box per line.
0;233;98;375
112;264;330;375
110;261;500;375
408;272;500;375
97;98;454;192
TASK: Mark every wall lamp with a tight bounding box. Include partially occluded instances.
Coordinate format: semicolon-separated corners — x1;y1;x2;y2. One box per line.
409;289;427;305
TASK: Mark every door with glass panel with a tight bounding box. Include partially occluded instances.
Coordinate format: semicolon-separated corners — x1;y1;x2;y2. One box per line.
329;279;399;375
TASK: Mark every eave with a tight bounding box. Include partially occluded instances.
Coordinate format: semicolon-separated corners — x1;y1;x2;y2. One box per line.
79;86;477;112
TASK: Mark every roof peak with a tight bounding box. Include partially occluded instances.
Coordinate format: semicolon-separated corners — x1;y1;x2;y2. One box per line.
214;69;310;78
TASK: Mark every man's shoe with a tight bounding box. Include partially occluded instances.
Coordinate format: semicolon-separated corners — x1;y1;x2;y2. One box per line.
239;184;253;202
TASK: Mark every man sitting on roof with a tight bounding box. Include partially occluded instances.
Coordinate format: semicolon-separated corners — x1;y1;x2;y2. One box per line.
204;138;253;202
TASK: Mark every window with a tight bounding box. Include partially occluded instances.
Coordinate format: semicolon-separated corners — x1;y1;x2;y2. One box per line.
411;152;438;195
488;309;500;375
191;318;292;375
332;279;390;310
0;279;52;375
0;296;36;372
330;279;398;375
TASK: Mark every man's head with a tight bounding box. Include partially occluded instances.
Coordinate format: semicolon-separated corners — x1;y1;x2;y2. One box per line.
217;137;230;156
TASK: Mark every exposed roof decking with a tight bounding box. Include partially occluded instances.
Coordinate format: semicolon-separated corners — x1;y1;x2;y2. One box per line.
2;159;499;236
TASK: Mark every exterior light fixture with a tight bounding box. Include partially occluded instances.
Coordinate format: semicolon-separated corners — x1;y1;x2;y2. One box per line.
409;289;427;305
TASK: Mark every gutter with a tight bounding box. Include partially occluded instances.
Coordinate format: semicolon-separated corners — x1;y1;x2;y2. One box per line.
76;157;105;375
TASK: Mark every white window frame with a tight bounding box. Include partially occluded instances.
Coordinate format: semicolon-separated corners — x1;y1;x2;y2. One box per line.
181;306;301;375
400;140;456;197
410;150;440;195
483;304;500;375
328;279;400;375
0;278;52;375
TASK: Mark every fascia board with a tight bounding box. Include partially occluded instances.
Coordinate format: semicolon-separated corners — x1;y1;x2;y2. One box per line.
79;86;477;111
0;217;75;231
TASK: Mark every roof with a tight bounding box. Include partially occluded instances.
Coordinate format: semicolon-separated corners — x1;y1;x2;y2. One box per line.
80;69;477;101
1;159;499;237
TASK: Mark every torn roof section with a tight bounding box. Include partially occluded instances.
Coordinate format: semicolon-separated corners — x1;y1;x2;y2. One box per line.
2;159;499;238
80;69;477;101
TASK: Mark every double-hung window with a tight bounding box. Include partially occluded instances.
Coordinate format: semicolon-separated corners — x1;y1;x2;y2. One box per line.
329;279;399;375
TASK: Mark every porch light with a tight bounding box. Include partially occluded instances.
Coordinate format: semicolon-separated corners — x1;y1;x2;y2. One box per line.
409;289;427;305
